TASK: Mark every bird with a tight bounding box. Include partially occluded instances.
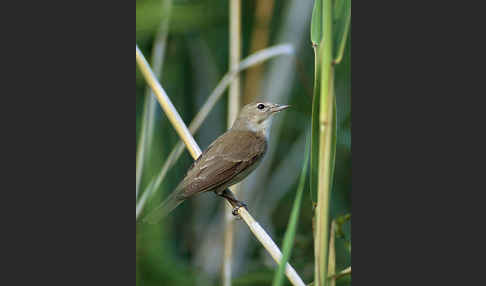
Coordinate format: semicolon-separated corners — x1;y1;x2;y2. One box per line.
142;102;290;223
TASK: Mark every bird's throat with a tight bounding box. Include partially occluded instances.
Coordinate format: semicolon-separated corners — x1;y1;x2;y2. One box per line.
237;119;272;139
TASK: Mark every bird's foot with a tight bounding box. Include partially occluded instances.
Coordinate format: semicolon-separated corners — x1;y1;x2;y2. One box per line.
231;201;248;216
232;206;240;216
218;189;248;217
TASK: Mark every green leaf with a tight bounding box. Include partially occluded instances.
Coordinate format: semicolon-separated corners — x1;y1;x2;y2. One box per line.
272;134;310;286
311;0;323;45
333;0;346;21
310;52;321;205
330;32;351;221
329;97;337;195
332;0;351;63
335;34;351;152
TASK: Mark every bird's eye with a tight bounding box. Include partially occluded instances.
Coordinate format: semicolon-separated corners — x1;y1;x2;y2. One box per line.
257;104;265;110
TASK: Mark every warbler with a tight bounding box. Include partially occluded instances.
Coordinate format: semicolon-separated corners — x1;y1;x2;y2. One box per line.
143;102;290;223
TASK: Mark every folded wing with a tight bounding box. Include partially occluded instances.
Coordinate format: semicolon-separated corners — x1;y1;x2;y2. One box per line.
181;130;267;197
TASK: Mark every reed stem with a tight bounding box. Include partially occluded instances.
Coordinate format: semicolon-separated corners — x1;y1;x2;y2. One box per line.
136;0;172;200
235;207;305;286
315;0;334;284
136;45;201;159
223;1;242;285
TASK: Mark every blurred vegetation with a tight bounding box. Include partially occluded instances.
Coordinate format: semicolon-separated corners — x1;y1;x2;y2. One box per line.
136;0;351;285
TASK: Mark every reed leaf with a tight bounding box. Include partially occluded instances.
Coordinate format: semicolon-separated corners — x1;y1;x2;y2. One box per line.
310;0;323;205
311;0;323;46
272;134;310;286
333;0;351;64
310;55;320;205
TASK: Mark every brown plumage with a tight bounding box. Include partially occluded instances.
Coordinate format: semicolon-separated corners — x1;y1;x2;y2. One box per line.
182;130;267;197
142;102;289;223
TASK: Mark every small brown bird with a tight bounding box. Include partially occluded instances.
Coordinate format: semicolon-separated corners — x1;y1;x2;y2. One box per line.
143;102;290;223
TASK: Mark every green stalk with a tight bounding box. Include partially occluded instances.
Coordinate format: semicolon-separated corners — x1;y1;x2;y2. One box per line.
315;0;334;285
310;0;324;206
327;220;337;286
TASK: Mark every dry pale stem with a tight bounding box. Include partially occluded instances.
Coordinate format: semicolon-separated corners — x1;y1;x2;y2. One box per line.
234;206;305;286
223;0;242;285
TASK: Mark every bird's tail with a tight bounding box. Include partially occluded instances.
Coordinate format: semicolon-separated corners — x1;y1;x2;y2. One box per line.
142;187;186;224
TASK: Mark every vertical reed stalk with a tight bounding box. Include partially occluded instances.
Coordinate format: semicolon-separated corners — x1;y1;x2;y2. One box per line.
315;80;334;286
327;220;337;286
314;0;334;284
228;0;241;121
223;1;241;285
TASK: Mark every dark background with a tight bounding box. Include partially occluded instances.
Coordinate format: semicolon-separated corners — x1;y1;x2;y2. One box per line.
4;1;483;286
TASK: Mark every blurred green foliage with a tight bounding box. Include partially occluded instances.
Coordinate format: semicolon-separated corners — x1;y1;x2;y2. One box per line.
136;0;350;285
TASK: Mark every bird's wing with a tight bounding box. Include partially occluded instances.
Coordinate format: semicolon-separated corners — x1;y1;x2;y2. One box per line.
181;130;267;197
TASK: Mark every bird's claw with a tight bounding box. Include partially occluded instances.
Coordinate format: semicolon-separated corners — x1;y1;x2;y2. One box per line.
231;202;248;217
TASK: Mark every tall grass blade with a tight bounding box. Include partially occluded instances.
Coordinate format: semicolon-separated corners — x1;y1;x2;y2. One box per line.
310;49;321;205
311;0;323;45
310;0;324;205
136;83;154;200
272;135;310;286
333;0;351;64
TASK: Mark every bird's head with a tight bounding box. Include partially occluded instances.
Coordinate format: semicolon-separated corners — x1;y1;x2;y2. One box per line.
231;102;290;137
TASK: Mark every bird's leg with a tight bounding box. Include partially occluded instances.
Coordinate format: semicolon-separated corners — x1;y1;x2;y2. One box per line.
219;188;248;216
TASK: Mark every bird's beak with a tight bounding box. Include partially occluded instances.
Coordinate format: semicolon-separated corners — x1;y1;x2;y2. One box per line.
271;104;291;113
